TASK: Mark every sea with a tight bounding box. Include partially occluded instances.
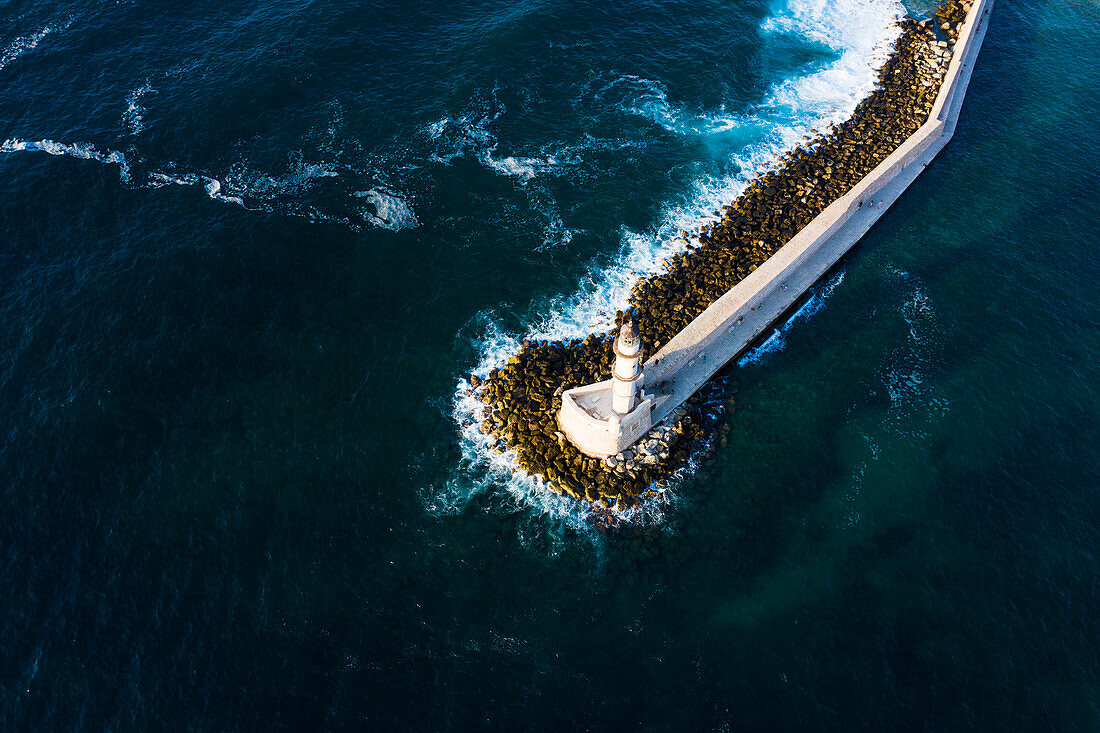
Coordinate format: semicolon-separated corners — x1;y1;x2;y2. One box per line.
1;0;1097;728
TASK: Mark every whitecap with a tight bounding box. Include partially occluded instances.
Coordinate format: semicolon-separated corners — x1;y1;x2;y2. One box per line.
202;177;244;205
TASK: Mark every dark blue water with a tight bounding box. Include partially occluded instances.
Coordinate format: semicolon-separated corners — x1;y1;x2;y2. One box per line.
2;0;1097;728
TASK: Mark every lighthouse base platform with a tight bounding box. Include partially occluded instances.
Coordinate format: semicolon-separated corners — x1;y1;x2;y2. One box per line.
557;381;667;458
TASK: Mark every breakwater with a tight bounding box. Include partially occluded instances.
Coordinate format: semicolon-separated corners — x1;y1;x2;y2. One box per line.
469;0;991;509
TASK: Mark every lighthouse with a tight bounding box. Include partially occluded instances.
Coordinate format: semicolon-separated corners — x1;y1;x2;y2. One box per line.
611;319;643;415
558;317;661;457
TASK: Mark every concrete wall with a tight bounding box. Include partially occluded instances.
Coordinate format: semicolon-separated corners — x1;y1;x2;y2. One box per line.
641;0;994;430
559;380;654;457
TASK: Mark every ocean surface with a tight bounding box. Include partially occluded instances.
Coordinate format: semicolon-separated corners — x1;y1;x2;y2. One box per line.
1;0;1097;728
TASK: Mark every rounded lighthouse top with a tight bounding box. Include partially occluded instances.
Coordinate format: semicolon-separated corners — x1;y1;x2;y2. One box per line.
616;319;641;356
620;319;637;341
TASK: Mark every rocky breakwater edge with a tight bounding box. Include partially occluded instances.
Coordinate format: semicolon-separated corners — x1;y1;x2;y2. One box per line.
458;1;974;516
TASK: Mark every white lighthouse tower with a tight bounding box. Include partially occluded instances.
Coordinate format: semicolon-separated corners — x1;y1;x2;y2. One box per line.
612;319;643;415
557;318;663;458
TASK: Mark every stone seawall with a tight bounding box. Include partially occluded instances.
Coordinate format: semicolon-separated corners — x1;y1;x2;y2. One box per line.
641;0;993;429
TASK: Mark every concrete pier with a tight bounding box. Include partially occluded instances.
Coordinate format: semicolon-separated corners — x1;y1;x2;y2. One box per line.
559;0;993;457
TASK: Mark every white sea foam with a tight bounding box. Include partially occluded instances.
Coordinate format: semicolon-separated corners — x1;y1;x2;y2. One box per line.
1;138;131;182
536;203;576;251
762;0;902;125
488;153;559;181
202;177;244;205
520;0;902;342
164;155;417;231
123;82;154;135
601;74;744;137
444;0;905;525
224;158;339;198
0;135;251;209
353;188;419;231
0;137;250;212
426;103;651;202
427;109;587;245
426;112;564;183
153;154;396;223
149;171;244;205
437;326;679;540
2;127;417;231
0;19;71;72
147;171;195;188
0;28;52;71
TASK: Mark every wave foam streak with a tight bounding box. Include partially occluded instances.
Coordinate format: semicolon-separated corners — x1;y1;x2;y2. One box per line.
738;270;846;367
1;138;131;182
124;82;154;135
0;19;71;72
2;134;419;231
882;268;947;431
426;110;564;183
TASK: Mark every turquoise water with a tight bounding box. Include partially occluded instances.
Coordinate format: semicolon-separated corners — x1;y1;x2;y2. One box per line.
1;0;1097;728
